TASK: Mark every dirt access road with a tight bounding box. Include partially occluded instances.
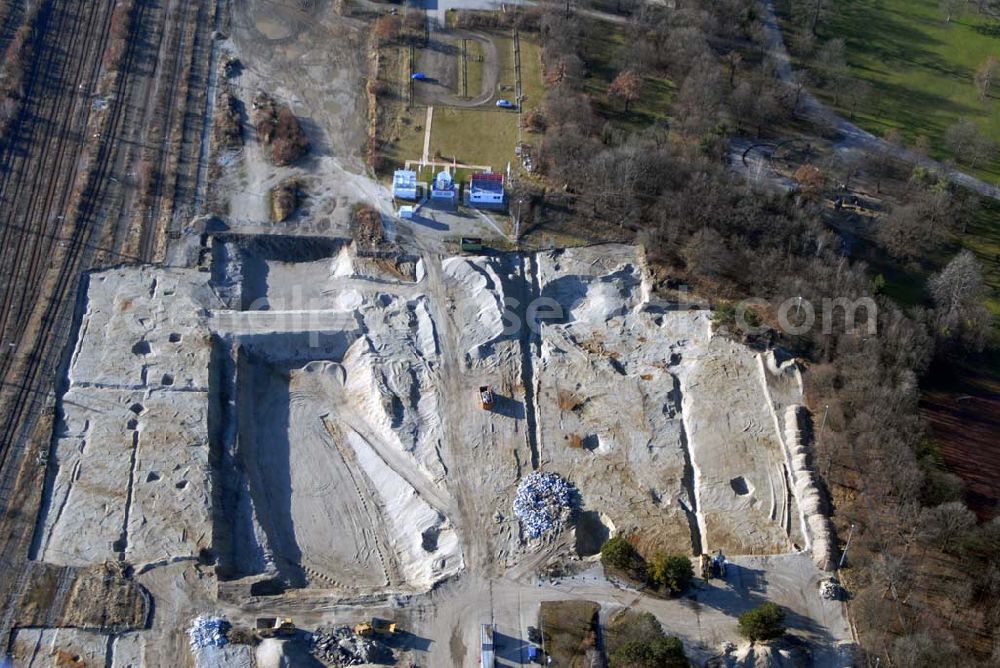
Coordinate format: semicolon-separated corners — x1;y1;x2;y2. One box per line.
759;0;1000;200
0;0;222;647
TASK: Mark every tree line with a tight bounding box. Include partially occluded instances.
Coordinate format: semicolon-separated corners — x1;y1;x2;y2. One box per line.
527;0;999;663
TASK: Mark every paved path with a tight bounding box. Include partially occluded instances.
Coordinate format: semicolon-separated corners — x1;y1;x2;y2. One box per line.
422;106;434;164
760;0;1000;200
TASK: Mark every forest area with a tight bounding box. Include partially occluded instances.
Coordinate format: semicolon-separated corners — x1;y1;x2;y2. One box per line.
517;0;1000;663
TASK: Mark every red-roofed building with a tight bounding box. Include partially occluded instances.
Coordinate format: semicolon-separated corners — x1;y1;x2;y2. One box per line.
468;172;505;205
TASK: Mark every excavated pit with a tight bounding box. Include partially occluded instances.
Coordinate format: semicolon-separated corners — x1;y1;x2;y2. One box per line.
574;511;611;557
207;277;461;594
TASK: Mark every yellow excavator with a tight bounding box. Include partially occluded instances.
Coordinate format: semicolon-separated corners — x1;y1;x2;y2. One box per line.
354;618;397;636
256;617;296;638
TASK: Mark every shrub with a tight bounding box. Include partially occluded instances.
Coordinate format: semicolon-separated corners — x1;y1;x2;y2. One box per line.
738;602;786;642
522;109;547;132
373;15;401;45
610;637;687;668
647;553;694;594
270;107;309;166
600;536;643;573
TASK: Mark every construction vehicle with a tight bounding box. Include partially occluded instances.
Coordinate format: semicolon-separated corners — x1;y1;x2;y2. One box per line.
256;617;296;638
460;237;484;253
354;618;397;636
479;385;495;410
700;550;727;580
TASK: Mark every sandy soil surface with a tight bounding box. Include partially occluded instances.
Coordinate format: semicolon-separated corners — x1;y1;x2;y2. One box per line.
532;246;809;558
34;267;219;569
534;247;699;556
6;2;849;665
213;0;387;229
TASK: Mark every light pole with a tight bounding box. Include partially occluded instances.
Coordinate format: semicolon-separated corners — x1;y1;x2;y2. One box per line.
820;403;836;480
838;523;855;570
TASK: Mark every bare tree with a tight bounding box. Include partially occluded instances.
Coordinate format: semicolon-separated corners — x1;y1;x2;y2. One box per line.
929;250;993;353
919;501;977;549
722;51;742;87
607;70;642;113
940;0;964;22
682;227;733;279
815;38;849;104
913;134;932;157
893;632;961;666
674;57;724;136
867;128;900;192
975;55;998;101
730;80;756;132
944;119;995;168
373;15;402;45
878;201;947;259
845;78;873;120
809;0;827;35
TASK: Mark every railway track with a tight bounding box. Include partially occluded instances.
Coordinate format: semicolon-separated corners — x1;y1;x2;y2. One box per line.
0;0;225;654
105;0;175;262
0;0;116;375
170;0;213;228
138;0;214;262
138;0;192;262
0;0;220;646
0;0;152;515
0;0;216;470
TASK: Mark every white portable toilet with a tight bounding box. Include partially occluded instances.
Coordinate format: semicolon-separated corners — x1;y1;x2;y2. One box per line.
431;171;457;202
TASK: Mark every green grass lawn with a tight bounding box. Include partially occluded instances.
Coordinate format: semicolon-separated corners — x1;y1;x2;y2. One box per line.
381;33;544;173
519;34;545;114
962;197;1000;320
782;0;1000;183
380;43;426;170
776;1;1000;327
427;34;544;171
580;19;674;131
429;107;518;170
462;39;483;98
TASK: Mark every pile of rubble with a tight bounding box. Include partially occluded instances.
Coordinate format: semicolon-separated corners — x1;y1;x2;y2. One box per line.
188;616;229;649
514;471;574;539
819;578;846;601
310;626;387;666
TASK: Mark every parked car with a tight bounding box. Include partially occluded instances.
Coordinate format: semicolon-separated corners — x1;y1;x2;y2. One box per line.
495;99;516;109
411;72;428;81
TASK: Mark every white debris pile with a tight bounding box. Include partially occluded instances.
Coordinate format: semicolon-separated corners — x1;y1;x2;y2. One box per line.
514;472;574;538
189;616;229;649
783;404;835;570
819;578;845;601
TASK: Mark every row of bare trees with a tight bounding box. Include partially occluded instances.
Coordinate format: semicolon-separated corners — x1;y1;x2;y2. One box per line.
0;3;44;142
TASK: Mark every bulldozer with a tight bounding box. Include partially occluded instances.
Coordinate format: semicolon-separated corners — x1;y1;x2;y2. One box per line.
479;385;496;410
256;617;296;638
354;618;396;636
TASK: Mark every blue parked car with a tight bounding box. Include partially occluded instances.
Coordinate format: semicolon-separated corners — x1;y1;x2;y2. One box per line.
496;99;515;109
411;72;428;80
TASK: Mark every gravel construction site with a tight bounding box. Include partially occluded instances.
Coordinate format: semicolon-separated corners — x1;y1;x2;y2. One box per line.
15;235;852;665
1;1;854;666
